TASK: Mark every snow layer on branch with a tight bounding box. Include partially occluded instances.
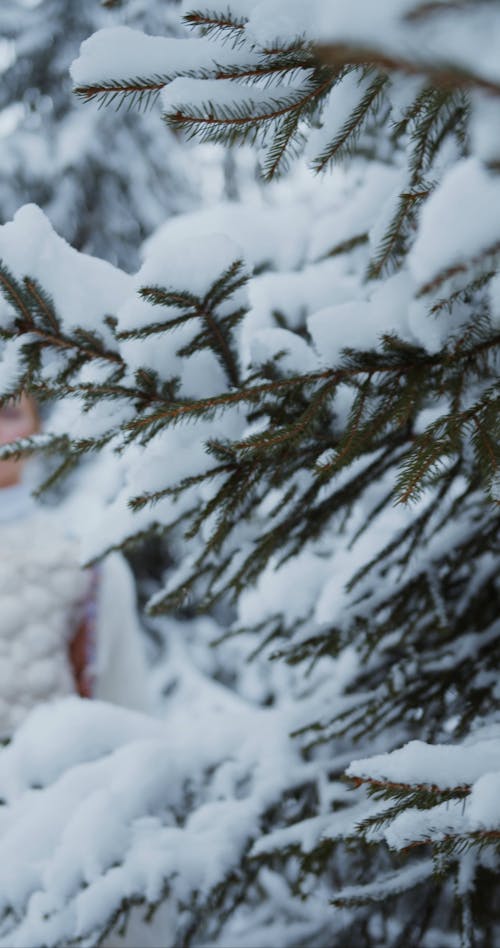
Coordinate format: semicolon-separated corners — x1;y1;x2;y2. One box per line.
0;205;131;339
238;550;332;628
308;163;399;261
381;772;500;850
305;271;448;363
133;231;246;306
308;301;375;364
70;27;256;86
0;699;161;800
240;0;500;87
252;797;375;859
331;860;435;904
245;258;358;348
347;735;500;789
249;327;319;374
241;0;414;46
346;732;500;852
409;159;500;289
0;690;306;948
162;76;311;115
144;201;310;272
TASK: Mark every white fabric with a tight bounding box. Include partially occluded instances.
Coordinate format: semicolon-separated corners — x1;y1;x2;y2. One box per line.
0;513;86;738
93;553;151;713
0;509;150;739
0;482;36;523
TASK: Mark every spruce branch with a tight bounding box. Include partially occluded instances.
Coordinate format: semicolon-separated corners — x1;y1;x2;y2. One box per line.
74;75;172;110
315;43;500;97
314;70;389;172
120;260;246;385
404;1;492;23
183;8;248;41
128;462;236;511
350;774;471;801
417;241;500;296
165;72;336;150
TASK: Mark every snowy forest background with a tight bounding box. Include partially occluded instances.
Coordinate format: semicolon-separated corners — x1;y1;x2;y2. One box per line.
0;1;499;946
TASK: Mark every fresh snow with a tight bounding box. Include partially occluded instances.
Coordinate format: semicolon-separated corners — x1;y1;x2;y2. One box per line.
409;159;500;289
347;736;500;789
0;1;499;945
0;687;308;947
0;205;131;339
70;27;258;87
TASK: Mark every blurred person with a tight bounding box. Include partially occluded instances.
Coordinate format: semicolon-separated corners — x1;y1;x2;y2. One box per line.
0;394;150;740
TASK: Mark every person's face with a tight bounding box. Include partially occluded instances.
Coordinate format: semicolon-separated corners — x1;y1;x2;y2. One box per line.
0;395;39;488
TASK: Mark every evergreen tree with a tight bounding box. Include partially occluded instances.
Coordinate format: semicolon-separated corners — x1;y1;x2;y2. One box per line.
0;2;499;946
0;0;195;270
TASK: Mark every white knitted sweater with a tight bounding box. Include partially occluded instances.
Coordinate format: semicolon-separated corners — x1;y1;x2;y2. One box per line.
0;510;88;738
